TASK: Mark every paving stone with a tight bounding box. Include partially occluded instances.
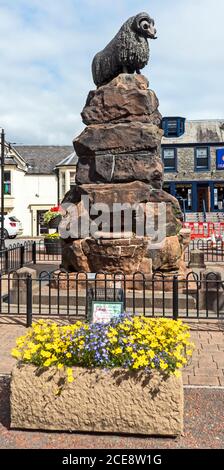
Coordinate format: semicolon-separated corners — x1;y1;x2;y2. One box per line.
194;368;218;376
198;361;218;370
188;376;220;386
201;344;219;352
211;354;224;364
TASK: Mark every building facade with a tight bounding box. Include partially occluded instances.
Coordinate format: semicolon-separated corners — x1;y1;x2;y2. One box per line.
1;145;77;236
161;117;224;213
2;117;224;236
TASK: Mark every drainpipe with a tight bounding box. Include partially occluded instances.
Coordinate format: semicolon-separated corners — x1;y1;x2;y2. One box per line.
56;168;60;205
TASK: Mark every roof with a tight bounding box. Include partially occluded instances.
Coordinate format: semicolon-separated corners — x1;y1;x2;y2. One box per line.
14;145;73;174
4;156;18;166
3;143;27;170
162;119;224;145
55;151;78;167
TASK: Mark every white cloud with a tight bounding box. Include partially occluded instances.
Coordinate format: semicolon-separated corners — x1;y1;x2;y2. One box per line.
0;0;224;144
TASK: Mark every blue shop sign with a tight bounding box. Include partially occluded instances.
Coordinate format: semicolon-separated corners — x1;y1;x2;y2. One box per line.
216;149;224;169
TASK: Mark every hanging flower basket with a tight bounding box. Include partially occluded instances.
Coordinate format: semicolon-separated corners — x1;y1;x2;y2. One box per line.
43;206;63;228
48;215;62;229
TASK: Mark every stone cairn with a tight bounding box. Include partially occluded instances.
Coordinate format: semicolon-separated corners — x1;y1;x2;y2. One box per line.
60;73;189;281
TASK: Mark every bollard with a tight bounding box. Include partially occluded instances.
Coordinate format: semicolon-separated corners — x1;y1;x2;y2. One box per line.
32;241;37;265
20;245;25;268
173;275;179;320
26;274;33;328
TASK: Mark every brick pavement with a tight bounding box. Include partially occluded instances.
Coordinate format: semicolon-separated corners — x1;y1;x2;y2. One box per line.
0;317;223;386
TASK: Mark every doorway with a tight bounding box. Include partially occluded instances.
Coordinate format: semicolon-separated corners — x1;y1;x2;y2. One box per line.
197;185;209;212
37;210;49;236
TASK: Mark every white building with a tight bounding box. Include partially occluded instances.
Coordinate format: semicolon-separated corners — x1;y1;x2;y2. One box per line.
1;145;77;237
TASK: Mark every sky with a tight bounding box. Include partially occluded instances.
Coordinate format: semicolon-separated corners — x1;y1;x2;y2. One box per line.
0;0;224;145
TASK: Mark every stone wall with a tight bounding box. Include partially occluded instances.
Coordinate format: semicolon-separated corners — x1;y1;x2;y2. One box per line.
11;364;184;436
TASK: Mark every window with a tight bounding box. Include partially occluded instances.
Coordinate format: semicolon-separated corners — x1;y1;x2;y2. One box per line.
61;172;66;197
162;117;185;138
167;120;178;136
70;171;76;188
4;171;11;195
213;184;224;210
162;148;177;172
195;148;209;170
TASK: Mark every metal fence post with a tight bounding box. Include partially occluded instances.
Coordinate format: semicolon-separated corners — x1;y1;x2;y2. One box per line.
5;249;9;273
173;275;179;320
20;245;25;268
32;241;37;264
26;274;32;328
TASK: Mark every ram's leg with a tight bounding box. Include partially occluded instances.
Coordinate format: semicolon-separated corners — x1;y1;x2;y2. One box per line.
136;68;141;75
122;65;128;73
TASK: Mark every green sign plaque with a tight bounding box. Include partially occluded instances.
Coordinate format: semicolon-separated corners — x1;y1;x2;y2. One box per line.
91;301;123;324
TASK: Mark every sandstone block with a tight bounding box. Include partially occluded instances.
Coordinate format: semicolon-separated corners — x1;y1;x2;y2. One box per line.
82;74;161;125
73;122;163;157
11;364;184;436
149;236;182;271
76;152;163;187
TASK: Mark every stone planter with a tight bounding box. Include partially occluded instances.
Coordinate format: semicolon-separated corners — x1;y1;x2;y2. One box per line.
44;238;62;255
10;364;184;436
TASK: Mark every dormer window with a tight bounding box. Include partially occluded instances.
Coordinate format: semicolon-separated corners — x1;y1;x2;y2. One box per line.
162;117;185;138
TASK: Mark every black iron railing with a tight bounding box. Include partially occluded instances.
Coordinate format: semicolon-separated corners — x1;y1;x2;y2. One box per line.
185;238;224;263
0;270;223;327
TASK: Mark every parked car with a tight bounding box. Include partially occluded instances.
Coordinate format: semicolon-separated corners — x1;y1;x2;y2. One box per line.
0;215;23;239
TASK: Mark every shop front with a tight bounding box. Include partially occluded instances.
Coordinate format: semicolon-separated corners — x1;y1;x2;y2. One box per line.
163;182;192;212
174;184;192;212
163;181;222;213
211;182;224;211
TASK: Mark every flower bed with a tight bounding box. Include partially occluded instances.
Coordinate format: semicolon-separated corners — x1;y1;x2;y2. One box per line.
11;315;194;435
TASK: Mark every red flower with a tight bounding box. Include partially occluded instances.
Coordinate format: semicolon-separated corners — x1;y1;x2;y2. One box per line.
50;206;61;212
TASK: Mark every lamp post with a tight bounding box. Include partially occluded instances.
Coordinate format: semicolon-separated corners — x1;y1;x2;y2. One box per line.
0;128;5;250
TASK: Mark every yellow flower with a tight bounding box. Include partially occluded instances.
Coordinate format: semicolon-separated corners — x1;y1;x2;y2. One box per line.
126;346;133;353
133;361;140;369
44;359;52;367
109;337;118;344
131;352;138;359
67;376;74;383
147;350;155;359
67;367;74;383
11;348;21;359
40;350;51;358
186;349;193;356
66;352;72;358
112;347;122;355
176;362;182;368
160;360;168;370
23;351;32;360
174;370;181;378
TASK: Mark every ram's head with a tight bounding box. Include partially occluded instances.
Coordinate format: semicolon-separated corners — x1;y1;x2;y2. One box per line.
134;12;157;39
